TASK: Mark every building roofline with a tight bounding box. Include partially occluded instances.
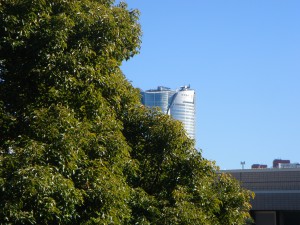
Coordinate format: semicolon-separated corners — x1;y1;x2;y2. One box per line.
220;168;300;173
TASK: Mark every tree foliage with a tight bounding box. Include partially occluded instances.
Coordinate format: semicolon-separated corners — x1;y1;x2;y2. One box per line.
0;0;253;224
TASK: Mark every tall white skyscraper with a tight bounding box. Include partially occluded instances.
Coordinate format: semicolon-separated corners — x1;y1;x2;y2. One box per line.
141;85;196;139
168;86;196;139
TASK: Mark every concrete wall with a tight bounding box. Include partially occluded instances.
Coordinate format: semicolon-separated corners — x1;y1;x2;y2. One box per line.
223;168;300;224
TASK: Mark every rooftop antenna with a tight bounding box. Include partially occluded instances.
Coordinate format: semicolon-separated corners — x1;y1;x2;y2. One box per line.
241;161;245;170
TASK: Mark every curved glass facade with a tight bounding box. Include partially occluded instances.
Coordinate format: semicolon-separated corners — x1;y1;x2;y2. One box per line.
141;86;175;114
168;86;196;139
141;85;196;139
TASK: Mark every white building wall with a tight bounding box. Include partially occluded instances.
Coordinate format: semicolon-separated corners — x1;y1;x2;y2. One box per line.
168;86;196;139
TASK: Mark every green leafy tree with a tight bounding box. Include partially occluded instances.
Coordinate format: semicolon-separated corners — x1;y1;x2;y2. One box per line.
0;0;253;224
122;108;254;224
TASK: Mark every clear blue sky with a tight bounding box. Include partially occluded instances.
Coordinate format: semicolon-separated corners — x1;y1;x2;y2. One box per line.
121;0;300;169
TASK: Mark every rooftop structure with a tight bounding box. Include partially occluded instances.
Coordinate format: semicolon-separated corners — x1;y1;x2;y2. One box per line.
273;159;290;168
251;164;268;169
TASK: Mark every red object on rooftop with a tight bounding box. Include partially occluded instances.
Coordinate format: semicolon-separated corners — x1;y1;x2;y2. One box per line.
273;159;290;168
252;164;268;169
